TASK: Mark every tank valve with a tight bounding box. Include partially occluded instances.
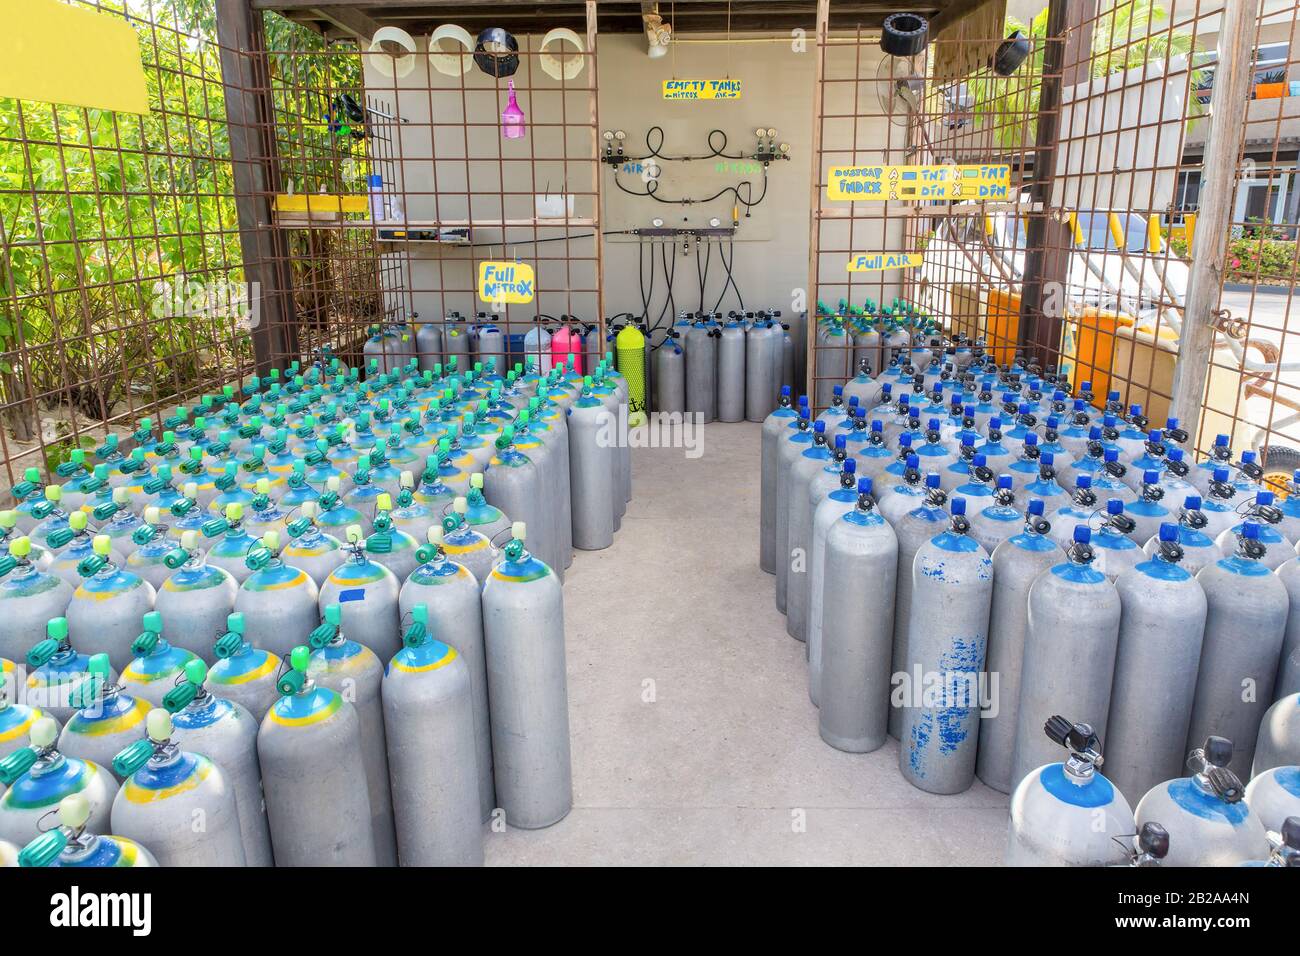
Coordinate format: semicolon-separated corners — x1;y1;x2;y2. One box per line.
1186;736;1244;803
1120;822;1170;866
1234;521;1267;561
1044;714;1103;780
1264;817;1300;867
1024;499;1050;536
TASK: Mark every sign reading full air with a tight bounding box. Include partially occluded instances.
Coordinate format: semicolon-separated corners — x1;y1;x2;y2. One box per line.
478;261;535;304
663;79;742;100
847;252;922;271
826;164;1011;202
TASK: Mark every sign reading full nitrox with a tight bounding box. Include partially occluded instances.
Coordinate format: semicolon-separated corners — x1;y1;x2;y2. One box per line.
846;252;922;271
663;79;742;100
478;261;535;304
826;164;1011;202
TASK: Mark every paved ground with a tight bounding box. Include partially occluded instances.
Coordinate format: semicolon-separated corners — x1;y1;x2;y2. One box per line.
484;421;1008;866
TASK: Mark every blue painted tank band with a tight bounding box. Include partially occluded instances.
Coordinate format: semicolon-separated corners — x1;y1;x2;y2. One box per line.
1216;554;1271;577
931;530;980;553
1273;765;1300;797
1050;561;1107;584
1167;777;1250;824
1010;532;1057;552
1136;558;1191;581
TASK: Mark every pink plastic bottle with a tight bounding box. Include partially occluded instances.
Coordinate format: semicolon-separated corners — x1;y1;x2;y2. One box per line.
550;326;572;375
567;325;584;375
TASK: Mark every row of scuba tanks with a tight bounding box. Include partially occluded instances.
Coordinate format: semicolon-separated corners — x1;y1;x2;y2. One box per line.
653;309;801;424
0;347;642;866
760;343;1300;867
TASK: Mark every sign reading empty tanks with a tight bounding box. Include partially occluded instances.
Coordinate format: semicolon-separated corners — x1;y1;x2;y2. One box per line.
478;261;535;304
826;164;1011;202
663;79;742;100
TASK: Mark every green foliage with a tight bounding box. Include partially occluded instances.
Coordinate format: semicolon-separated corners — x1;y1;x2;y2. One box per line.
1170;230;1300;283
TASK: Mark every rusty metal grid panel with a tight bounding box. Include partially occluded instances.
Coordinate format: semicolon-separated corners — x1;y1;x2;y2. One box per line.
249;4;607;376
0;0;254;485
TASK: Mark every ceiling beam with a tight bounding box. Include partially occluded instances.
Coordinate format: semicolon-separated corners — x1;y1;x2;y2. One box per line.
309;5;379;38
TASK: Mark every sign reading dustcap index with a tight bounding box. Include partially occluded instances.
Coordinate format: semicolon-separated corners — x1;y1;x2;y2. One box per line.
663;79;742;100
826;164;1011;202
478;261;535;304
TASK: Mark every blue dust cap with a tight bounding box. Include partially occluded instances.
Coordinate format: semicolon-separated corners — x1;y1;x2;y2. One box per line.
1159;523;1178;542
997;475;1012;489
906;455;920;468
843;459;857;474
1107;499;1124;515
857;477;872;495
1073;526;1091;544
1077;474;1092;488
834;434;847;449
1041;452;1054;466
1212;467;1229;482
1143;470;1159;483
925;473;940;489
814;420;826;433
1184;495;1202;509
951;497;966;516
1027;499;1044;516
1242;521;1260;540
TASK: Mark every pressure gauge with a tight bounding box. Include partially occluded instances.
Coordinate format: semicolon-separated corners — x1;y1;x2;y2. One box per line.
754;127;765;137
602;130;614;142
766;128;777;138
614;130;627;141
779;143;791;153
652;217;664;228
709;217;721;228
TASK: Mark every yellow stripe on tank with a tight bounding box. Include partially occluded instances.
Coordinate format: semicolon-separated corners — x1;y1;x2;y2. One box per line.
390;647;458;674
123;759;212;804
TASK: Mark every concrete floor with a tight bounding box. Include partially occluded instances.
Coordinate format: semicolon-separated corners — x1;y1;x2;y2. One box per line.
485;420;1009;866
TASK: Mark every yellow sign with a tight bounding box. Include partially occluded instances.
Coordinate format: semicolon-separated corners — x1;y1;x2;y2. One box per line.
478;262;535;304
663;79;742;100
847;253;922;271
827;164;1011;202
0;0;148;114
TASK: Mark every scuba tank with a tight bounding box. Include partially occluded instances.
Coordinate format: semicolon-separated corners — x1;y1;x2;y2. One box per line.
1245;766;1300;835
877;454;929;528
23;618;108;724
568;378;617;551
1192;433;1234;494
30;484;72;551
1006;716;1135;866
0;717;117;848
0;666;55;764
1274;557;1300;702
242;479;290;542
364;494;419;582
307;604;397;866
318;525;401;661
234;531;320;662
55;450;96;514
1125;470;1172;546
124;506;174;589
976;502;1060;794
8;467;46;532
0;534;73;664
1010;526;1120;792
1276;469;1300;543
0;509;52;570
1144;494;1220;574
463;472;510;543
110;708;246;866
208;613;280;722
785;421;833;641
899;498;992;794
57;653;150;779
1105;523;1209;801
66;535;156;672
282;501;346;588
969;476;1024;557
48;511;119;588
1090;499;1143;581
342;454;385;536
154;529;239;659
390;471;437;545
17;792;156;868
818;478;898;752
120;611;198;708
744;321;780;422
1200;467;1240;539
685;318;718;423
760;390;798;577
257;645;377;865
1215;490;1292;569
716;318;746;422
440;499;497;586
382;604;484;866
399;525;494;819
1135;736;1268;866
807;458;861;705
482;523;572;828
775;409;814;611
484;423;553;565
201;502;261;585
655;332;687;416
1187;521;1289;777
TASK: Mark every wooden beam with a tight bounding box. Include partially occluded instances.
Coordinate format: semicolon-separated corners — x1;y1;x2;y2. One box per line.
309;5;379;39
805;0;830;405
929;0;994;36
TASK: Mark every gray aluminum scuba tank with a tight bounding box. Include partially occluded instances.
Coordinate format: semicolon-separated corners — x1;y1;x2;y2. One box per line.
781;322;795;395
843;358;883;412
655;333;686;415
976;502;1060;794
281;501;346;588
208;613;280;722
16;792;156;868
1105;523;1209;801
531;390;578;566
0;535;73;665
23;618;109;725
0;717;118;848
1010;527;1120;792
818;478;898;752
234;531;321;663
109;707;246;866
201;502;261;585
568;380;617;550
716;319;746;422
162;658;272;866
399;526;493;820
464;472;510;543
969;476;1024;556
1143;494;1219;574
124;507;175;590
363;494;419;582
153;530;238;659
257;645;377;865
482;523;572;829
685;320;718;423
856;419;900;489
1135;736;1269;866
1199;466;1240;540
1188;521;1289;777
1126;470;1172;547
744;322;779;422
816;318;851;412
877;455;929;527
317;525;401;661
1246;767;1300;836
57;653;150;782
1090;499;1143;581
441;499;498;586
899;497;992;793
759;388;799;575
390;471;438;545
1006;716;1135;866
785;422;834;642
1048;473;1099;549
1254;691;1300;776
1241;816;1300;866
484;424;549;572
0;666;56;765
383;604;484;866
1275;557;1300;701
414;313;444;371
0;510;53;570
66;535;156;672
807;459;860;704
775;408;814;612
1215;490;1292;570
307;604;397;866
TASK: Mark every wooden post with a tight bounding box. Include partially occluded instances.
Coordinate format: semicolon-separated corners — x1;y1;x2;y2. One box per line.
1168;0;1257;441
216;0;296;373
804;0;830;405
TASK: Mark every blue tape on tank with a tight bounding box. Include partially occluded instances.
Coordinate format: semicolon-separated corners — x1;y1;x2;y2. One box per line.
338;588;366;602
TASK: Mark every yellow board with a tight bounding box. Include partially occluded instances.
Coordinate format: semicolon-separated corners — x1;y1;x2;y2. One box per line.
662;79;742;100
846;252;922;271
478;261;536;304
274;194;369;214
827;164;1011;202
0;0;148;114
